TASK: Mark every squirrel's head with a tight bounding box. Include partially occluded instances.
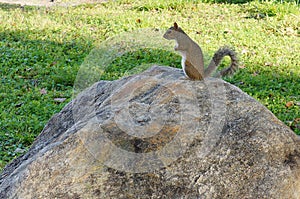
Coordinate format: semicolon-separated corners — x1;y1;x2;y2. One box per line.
163;22;187;40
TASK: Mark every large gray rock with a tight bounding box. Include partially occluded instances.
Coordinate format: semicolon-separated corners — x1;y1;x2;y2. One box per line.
1;66;299;198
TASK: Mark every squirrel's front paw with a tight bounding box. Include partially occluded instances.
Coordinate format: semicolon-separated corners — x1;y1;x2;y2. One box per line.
179;76;189;80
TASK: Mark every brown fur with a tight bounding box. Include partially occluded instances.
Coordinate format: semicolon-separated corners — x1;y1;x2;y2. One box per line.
184;60;203;80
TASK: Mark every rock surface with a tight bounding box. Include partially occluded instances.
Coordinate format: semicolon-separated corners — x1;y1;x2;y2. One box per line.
0;66;299;198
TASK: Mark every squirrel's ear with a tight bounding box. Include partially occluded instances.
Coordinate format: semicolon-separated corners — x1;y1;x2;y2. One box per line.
174;22;178;30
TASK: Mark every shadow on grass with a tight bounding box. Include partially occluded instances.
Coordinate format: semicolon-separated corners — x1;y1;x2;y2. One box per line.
0;29;92;170
0;30;91;88
227;68;300;135
100;49;181;80
0;2;38;11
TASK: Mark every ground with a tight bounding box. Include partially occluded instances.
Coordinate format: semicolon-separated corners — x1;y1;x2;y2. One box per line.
0;0;106;6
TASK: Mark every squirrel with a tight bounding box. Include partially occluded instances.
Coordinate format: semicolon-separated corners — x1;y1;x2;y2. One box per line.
163;22;238;80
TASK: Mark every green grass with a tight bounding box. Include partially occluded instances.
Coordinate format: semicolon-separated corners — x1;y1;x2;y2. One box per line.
0;0;299;170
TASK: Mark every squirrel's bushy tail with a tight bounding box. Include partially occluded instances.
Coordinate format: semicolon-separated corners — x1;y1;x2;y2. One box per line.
205;46;239;77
